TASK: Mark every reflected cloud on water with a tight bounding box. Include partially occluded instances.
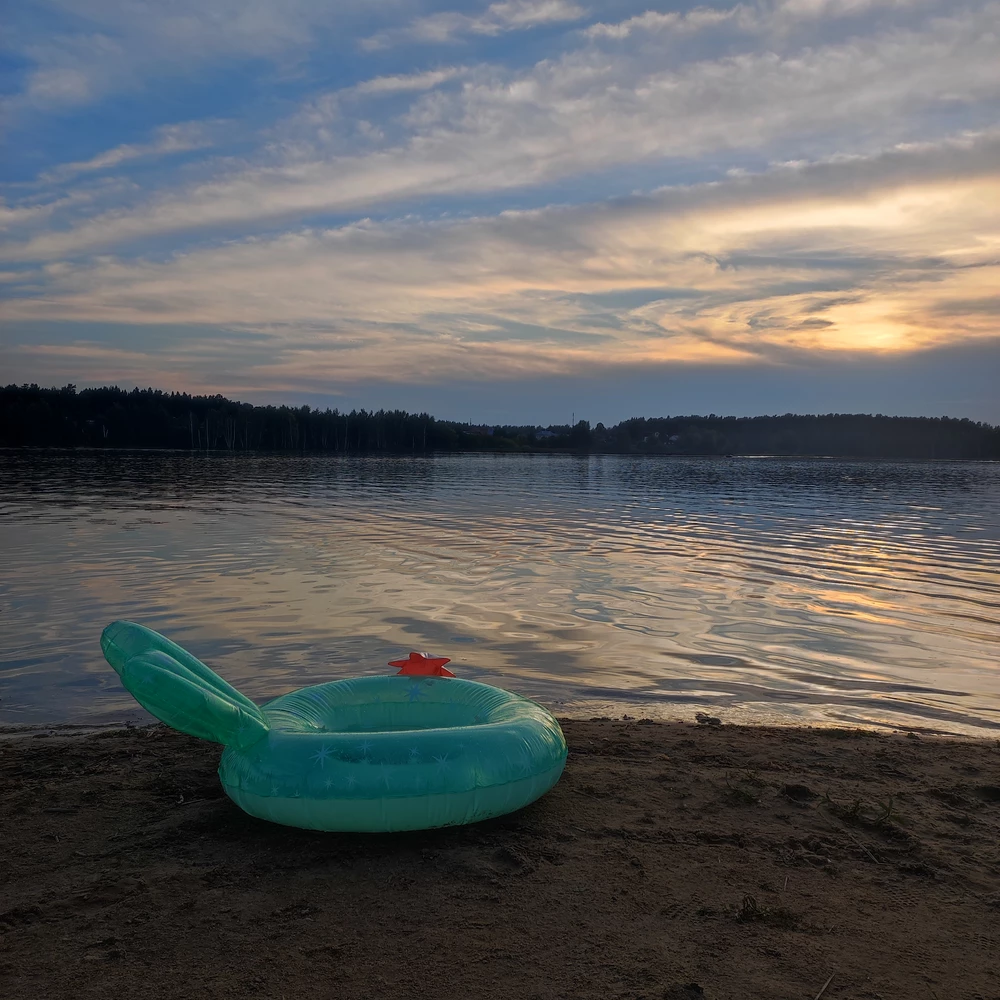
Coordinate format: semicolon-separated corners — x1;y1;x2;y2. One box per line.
0;451;998;736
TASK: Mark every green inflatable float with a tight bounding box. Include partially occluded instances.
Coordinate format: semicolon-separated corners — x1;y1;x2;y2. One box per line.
100;621;567;832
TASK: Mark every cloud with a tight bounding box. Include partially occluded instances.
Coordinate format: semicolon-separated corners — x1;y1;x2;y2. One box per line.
6;0;367;114
0;185;110;232
353;67;467;95
5;2;998;261
585;5;742;39
0;200;56;231
362;0;587;50
38;122;218;183
585;0;932;39
4;137;999;391
18;31;123;108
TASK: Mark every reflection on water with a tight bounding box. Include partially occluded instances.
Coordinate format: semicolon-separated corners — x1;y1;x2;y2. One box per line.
1;451;998;736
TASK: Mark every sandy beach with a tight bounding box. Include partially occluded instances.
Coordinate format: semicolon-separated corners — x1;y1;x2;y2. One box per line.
2;719;998;1000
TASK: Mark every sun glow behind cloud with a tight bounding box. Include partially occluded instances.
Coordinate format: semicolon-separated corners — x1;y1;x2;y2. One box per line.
1;0;998;419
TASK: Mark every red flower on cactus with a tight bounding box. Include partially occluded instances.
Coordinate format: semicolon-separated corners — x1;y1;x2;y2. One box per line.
388;651;455;677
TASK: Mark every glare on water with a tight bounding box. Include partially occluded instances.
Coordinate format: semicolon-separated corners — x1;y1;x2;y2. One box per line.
1;451;998;736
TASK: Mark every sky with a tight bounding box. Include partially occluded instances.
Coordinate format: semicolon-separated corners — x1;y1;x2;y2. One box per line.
1;0;998;425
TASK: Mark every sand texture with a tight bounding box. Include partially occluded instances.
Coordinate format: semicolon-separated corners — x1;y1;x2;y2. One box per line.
2;719;999;1000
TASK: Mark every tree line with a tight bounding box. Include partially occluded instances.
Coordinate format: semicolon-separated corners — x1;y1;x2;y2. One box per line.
1;383;997;459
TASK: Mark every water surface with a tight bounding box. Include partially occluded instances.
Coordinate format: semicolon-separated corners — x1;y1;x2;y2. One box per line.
1;451;998;736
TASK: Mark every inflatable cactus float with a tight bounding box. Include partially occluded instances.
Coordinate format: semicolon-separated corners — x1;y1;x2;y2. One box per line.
100;621;568;832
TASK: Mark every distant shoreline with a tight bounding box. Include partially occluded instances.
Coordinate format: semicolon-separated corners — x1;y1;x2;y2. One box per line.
2;446;998;463
3;384;998;459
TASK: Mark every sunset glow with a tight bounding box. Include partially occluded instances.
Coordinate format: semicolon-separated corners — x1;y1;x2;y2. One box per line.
2;0;998;420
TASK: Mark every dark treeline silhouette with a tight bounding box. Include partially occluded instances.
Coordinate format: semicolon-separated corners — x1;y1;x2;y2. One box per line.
2;383;998;459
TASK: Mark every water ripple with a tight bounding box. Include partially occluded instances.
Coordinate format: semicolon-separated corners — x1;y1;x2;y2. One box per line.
1;450;998;735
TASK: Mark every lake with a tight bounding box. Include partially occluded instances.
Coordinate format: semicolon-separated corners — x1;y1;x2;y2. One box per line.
1;450;998;736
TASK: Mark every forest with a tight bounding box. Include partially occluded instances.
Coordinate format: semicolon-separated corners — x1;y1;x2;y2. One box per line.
1;383;998;459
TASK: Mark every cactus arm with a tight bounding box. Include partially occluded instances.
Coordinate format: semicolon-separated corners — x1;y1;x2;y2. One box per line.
120;650;269;748
102;621;269;748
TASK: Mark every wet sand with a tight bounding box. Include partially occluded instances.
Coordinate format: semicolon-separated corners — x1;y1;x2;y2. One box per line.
2;719;998;1000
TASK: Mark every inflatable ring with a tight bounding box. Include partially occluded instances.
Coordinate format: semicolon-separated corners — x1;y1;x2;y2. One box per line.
100;621;567;832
